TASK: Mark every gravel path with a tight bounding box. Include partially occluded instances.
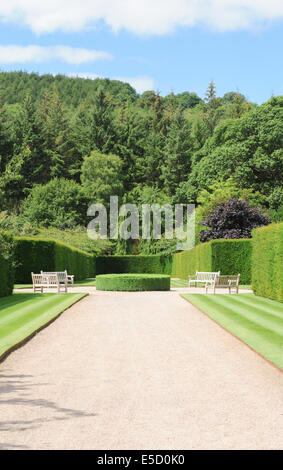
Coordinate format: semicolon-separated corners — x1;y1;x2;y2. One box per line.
0;290;282;450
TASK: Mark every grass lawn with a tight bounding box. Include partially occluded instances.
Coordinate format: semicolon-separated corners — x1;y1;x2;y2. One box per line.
0;293;87;360
182;293;283;370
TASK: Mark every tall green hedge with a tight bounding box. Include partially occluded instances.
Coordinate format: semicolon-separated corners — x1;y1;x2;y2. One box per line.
171;243;212;280
171;239;252;284
96;242;252;284
252;223;283;302
15;237;95;283
0;231;15;297
96;254;172;275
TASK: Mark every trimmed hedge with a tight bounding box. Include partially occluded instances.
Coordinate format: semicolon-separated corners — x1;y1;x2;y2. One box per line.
96;254;172;275
14;237;95;284
252;223;283;302
96;273;170;291
171;243;212;280
96;242;252;284
171;239;252;284
0;231;15;297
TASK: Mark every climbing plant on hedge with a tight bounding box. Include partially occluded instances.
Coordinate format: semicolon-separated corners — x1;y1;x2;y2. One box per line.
0;231;15;297
252;222;283;302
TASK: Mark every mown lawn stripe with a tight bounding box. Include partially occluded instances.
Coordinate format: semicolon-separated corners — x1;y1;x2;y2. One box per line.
203;295;283;336
0;293;87;359
182;294;283;370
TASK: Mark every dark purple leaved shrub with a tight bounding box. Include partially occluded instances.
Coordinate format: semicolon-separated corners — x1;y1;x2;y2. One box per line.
199;198;270;243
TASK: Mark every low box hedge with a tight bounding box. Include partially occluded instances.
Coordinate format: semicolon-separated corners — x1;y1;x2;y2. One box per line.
252;222;283;302
171;239;252;284
14;237;95;284
0;231;15;297
96;273;171;291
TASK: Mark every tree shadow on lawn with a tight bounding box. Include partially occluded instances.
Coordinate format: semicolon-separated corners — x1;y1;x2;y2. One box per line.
0;370;97;448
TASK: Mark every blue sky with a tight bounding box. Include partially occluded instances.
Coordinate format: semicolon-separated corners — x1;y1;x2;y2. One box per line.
0;1;282;103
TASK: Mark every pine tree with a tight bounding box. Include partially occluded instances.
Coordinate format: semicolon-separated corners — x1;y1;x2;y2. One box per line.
0;97;13;173
161;110;192;196
204;81;217;104
37;85;73;180
13;94;44;184
90;87;117;153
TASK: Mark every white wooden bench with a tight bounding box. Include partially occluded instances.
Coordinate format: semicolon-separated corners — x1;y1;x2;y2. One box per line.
31;273;68;293
212;274;240;294
41;270;74;286
189;271;220;291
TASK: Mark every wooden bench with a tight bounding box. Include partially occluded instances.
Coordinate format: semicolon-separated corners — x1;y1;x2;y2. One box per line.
31;273;68;293
189;271;220;291
212;274;240;294
41;270;74;286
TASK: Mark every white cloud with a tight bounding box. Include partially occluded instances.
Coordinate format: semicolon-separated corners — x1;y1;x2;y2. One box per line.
114;76;155;94
69;72;155;94
0;1;283;34
0;45;112;64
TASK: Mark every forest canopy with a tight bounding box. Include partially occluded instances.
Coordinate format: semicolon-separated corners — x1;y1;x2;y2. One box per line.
0;71;282;254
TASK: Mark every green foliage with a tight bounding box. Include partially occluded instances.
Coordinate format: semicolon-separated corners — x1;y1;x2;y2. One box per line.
161;109;192;196
0;72;138;107
210;239;252;284
81;150;124;205
96;273;170;291
0;71;280;248
0;211;38;236
171;239;252;284
187;96;283;201
0;231;15;297
36;227;114;255
172;92;202;109
96;254;172;275
252;223;283;302
171;243;213;280
37;87;73;180
14;237;95;283
21;178;88;229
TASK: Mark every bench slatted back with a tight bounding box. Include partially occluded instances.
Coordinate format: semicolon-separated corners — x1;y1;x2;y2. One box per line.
215;274;240;286
46;274;60;286
195;271;220;281
41;271;67;282
32;273;45;285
